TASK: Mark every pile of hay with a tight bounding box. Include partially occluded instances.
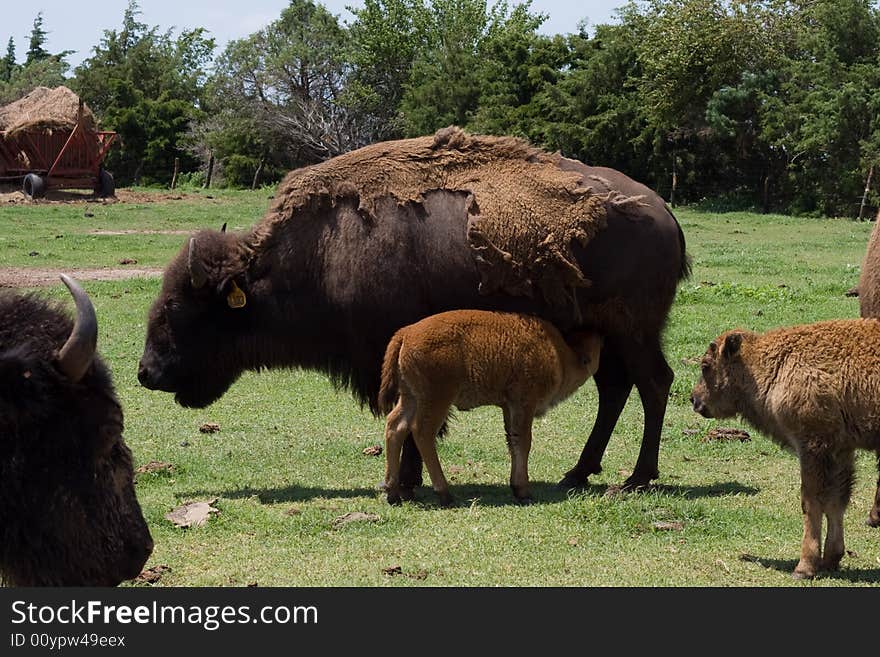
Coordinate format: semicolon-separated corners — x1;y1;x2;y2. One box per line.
260;127;608;316
0;86;97;136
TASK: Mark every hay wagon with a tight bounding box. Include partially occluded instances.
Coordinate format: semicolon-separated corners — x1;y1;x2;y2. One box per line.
0;86;116;198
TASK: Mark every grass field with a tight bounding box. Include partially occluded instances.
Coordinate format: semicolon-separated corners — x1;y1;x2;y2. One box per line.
2;189;878;586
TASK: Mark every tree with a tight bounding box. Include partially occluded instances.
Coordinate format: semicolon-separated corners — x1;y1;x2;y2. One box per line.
25;13;50;65
200;0;363;185
72;1;215;185
1;38;16;83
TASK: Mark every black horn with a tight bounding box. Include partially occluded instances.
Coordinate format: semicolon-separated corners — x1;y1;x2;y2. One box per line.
188;237;208;288
56;274;97;382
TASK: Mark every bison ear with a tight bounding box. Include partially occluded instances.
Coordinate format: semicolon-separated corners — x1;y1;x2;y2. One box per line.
220;222;227;233
188;237;208;289
723;332;742;357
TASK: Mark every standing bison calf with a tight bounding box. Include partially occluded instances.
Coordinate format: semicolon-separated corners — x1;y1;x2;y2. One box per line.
690;319;880;579
379;310;601;506
0;276;152;586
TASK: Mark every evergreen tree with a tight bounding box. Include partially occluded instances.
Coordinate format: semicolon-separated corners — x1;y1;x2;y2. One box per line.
1;38;16;82
25;13;50;64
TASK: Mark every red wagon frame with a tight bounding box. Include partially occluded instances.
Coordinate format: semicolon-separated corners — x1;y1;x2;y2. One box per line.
0;100;116;198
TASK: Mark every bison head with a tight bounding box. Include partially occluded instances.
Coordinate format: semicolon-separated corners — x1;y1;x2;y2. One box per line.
690;330;750;419
139;228;254;408
0;276;153;586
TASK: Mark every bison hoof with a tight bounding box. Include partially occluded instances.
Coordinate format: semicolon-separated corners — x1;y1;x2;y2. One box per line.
437;491;455;507
515;496;534;506
622;472;657;492
375;480;388;492
557;471;588;490
866;512;880;528
399;487;416;502
386;492;402;506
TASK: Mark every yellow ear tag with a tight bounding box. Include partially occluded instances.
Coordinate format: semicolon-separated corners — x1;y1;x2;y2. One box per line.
227;281;247;309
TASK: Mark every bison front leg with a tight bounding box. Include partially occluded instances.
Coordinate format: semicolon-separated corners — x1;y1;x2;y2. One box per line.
794;451;825;579
560;343;632;488
820;450;855;572
504;404;535;504
868;452;880;528
398;437;424;500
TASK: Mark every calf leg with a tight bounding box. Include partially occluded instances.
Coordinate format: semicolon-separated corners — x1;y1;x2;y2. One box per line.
410;401;454;507
383;400;412;505
504;404;535;504
821;450;855;572
559;342;632;488
794;451;825;579
867;452;880;528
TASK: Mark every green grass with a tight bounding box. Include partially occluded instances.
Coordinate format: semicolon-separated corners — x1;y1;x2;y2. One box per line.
3;193;879;586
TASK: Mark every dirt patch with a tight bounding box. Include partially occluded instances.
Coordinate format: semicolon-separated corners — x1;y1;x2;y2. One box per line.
0;266;162;288
91;229;193;236
0;184;205;205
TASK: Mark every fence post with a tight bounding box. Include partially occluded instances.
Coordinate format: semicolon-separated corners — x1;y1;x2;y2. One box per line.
204;152;214;189
859;164;874;221
170;157;179;190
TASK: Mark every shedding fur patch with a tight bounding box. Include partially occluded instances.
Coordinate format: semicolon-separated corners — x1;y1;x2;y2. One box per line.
255;127;608;315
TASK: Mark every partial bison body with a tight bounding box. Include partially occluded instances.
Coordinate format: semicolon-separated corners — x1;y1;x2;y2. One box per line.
690;320;880;578
379;310;601;505
858;210;880;318
0;276;152;586
139;127;689;492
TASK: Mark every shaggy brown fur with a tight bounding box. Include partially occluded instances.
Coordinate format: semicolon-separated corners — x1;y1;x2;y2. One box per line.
855;210;880;529
690;319;880;578
378;310;601;506
858;211;880;318
257;126;607;317
0;283;152;586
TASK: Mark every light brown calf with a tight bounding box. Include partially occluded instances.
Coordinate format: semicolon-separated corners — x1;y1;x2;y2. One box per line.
378;309;601;506
691;319;880;578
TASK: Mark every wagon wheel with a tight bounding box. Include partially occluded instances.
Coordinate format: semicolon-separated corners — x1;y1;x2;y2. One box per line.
96;169;115;198
22;173;45;199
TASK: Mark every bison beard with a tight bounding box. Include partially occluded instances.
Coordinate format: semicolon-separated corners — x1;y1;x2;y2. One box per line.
139;128;689;492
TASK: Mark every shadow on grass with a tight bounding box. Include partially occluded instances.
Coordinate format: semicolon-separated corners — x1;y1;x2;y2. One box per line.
180;479;758;508
650;481;760;499
179;484;379;504
739;554;880;585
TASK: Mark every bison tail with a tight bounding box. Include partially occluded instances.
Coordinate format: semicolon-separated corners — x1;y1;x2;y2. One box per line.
668;205;692;281
378;333;404;415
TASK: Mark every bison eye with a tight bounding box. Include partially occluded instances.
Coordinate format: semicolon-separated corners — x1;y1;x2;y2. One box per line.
700;362;711;374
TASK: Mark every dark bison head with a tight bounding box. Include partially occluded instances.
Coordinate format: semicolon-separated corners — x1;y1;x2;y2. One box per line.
0;276;153;586
139;228;254;408
690;331;749;419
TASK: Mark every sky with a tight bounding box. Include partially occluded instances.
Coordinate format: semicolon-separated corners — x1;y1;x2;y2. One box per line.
0;1;626;69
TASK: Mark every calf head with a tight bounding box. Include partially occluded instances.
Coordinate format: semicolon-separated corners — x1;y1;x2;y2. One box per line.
690;330;750;418
0;277;152;586
139;228;253;408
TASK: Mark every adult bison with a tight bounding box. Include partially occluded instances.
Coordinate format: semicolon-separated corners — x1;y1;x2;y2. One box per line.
1;276;153;586
139;127;689;494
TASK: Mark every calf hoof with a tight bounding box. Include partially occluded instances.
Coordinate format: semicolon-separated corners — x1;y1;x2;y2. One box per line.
791;569;815;580
792;559;819;580
866;511;880;528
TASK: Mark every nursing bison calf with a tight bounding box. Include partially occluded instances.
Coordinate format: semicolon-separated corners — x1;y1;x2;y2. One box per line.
0;276;152;586
379;310;601;506
691;319;880;579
